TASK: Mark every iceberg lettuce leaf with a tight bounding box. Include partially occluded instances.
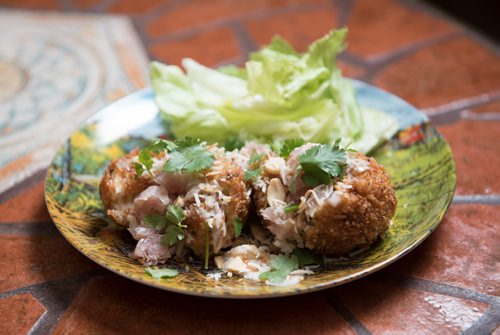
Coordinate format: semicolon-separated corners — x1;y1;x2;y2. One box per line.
151;29;398;153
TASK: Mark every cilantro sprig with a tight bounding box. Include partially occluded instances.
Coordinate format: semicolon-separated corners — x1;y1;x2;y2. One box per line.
259;254;299;283
244;167;261;181
233;217;243;238
142;205;187;246
284;204;299;214
259;250;322;284
204;221;210;269
244;151;264;181
223;136;244;151
292;249;322;267
133;137;215;177
164;145;215;173
297;141;347;187
248;152;265;165
133;138;173;177
279;139;305;158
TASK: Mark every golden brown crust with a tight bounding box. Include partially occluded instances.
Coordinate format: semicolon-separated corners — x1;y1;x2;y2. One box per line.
304;153;397;256
99;149;152;226
184;155;251;258
183;209;208;258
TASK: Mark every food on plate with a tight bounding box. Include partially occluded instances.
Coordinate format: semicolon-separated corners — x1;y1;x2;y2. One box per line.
245;140;396;256
100;137;396;285
151;28;399;154
100;28;399;285
100;138;250;266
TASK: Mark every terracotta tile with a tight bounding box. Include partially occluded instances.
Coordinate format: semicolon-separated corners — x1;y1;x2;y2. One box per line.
0;180;51;223
149;28;241;67
338;60;365;79
106;0;172;15
374;37;500;109
0;294;46;335
245;8;338;52
0;235;97;293
0;0;60;10
347;0;455;59
145;0;330;37
336;280;489;334
388;204;500;296
72;0;102;9
437;120;500;194
54;275;355;334
469;100;500;114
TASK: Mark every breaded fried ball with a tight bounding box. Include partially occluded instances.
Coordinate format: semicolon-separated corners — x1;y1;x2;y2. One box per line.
247;143;397;256
99;143;251;264
303;152;396;256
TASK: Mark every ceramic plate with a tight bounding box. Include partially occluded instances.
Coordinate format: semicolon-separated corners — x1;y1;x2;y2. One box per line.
45;80;456;298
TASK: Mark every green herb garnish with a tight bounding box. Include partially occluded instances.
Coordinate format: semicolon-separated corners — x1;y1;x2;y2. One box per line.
233;217;243;238
173;137;202;149
259;254;299;284
204;221;210;269
161;225;185;246
249;152;265;165
135;148;153;176
244;167;262;181
297;142;346;187
279;139;305;158
164;144;215;173
223;136;244;151
142;213;167;230
143;205;187;246
284;204;299;214
292;248;323;267
133;137;214;177
149;138;171;153
145;267;178;279
165;205;186;227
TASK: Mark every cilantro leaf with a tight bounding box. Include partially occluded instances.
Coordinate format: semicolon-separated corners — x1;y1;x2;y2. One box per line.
233;217;243;238
249;152;265;165
284;204;299;214
174;137;201;148
298;144;346;187
142;214;167;230
149;138;170;153
223;136;244;151
292;248;322;267
165;205;186;227
145;267;178;279
139;148;153;171
133;162;145;178
279;139;305;158
259;254;299;283
204;221;210;269
164;144;215;173
244;168;261;181
161;225;185;246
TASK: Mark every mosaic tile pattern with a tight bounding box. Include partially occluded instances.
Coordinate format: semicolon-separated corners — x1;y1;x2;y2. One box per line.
0;10;148;193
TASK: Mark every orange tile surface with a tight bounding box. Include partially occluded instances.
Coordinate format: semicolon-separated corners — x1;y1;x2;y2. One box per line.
53;276;355;335
0;294;46;335
0;0;499;334
347;0;456;59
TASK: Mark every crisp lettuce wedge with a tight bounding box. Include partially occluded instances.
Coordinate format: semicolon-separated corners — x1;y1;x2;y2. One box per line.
151;28;398;153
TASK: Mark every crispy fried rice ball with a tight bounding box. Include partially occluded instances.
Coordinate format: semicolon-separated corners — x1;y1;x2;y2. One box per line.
245;142;397;256
99;144;250;265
